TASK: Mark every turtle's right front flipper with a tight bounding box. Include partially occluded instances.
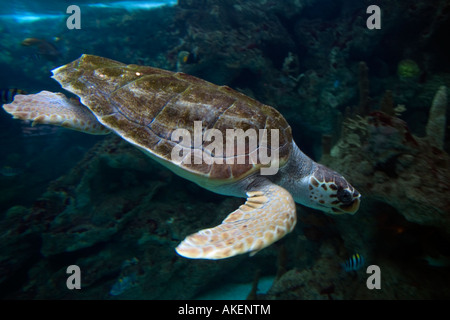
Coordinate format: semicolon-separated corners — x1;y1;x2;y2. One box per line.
176;183;297;260
2;91;110;135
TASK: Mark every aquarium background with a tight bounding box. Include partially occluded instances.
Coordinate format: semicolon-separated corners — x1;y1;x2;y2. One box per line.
1;0;450;299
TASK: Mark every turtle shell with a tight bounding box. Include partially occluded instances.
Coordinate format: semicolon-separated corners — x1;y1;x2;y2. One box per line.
52;54;292;181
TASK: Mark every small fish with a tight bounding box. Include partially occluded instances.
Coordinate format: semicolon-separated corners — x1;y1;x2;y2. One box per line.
1;88;27;104
176;50;198;72
21;37;43;46
177;50;198;66
21;38;61;61
341;253;365;272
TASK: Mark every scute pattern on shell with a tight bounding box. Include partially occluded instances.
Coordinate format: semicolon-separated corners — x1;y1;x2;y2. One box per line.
52;54;292;180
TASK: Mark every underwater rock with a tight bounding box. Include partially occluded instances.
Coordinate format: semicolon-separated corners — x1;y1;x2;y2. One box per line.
323;104;450;233
172;0;297;84
264;242;383;300
170;0;347;135
0;206;40;290
38;136;166;256
264;224;450;299
2;134;256;299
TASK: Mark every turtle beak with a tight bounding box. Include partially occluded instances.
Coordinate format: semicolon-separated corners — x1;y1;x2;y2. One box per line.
330;187;361;215
329;192;361;215
338;196;360;215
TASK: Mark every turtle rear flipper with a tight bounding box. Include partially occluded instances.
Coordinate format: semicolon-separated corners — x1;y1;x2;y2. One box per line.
176;183;297;259
2;91;110;135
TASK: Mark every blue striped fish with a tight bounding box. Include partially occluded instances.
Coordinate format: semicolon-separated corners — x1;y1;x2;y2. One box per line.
1;88;27;104
341;253;365;272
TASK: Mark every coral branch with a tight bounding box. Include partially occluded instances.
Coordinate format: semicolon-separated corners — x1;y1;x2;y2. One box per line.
426;86;447;150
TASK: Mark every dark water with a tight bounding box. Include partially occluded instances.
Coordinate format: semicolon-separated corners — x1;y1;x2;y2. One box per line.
1;0;450;301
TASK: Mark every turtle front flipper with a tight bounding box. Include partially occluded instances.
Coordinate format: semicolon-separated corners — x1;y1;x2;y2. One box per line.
2;91;110;135
176;183;297;259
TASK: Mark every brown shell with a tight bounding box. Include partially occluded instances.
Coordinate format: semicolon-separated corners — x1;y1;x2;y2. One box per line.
52;54;292;181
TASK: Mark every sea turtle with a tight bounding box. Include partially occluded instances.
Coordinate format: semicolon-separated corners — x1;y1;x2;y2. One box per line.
3;54;360;260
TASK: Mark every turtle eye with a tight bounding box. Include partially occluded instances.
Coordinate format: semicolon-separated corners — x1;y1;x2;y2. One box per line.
337;187;353;205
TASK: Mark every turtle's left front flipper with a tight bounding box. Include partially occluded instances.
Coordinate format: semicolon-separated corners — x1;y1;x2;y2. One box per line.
176;183;297;260
2;91;110;135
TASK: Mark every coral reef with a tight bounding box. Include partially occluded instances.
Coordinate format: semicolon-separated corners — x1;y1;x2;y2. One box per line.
262;66;450;300
0;135;282;299
323;86;450;233
264;237;450;299
426;86;447;150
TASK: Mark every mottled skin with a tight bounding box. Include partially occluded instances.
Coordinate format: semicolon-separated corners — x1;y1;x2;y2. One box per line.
3;55;361;259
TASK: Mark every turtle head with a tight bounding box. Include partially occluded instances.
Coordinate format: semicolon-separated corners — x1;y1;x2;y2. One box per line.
304;164;361;215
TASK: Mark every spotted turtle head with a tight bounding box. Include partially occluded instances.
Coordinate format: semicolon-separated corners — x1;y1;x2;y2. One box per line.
306;164;361;215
